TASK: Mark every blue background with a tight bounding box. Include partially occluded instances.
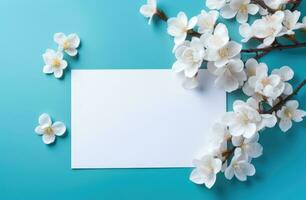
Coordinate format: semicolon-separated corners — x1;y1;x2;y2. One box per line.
0;0;305;199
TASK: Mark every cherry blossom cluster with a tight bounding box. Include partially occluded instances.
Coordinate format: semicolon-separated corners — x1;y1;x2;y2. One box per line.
42;33;80;78
140;0;306;188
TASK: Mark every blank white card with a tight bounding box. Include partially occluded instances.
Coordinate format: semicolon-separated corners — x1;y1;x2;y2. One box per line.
71;69;226;168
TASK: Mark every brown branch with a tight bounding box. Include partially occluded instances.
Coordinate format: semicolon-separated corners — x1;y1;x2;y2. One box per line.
242;42;306;53
156;9;168;21
251;0;276;13
264;79;306;114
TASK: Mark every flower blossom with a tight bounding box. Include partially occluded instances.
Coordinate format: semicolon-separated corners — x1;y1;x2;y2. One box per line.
167;12;197;45
207;59;246;92
277;100;306;132
224;148;256;181
279;10;304;36
190;155;222;188
54;33;80;56
42;49;68;78
264;0;289;10
206;0;227;10
232;133;263;158
139;0;157;24
221;0;259;23
172;37;205;78
35;113;66;144
197;10;219;34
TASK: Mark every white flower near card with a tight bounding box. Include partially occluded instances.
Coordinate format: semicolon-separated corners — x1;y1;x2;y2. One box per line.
190;155;222;188
206;23;229;50
224;148;256;181
207;59;246;92
167;12;197;45
277;100;306;132
35;113;66;144
139;0;157;24
54;32;80;56
223;100;261;138
220;0;259;23
197;10;219;34
172;37;205;78
42;49;68;78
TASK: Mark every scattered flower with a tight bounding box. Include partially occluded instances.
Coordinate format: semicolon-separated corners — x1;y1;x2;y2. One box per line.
35;113;66;144
167;12;197;45
207;59;246;92
139;0;157;24
224;148;256;181
190;155;222;188
197;10;219;34
172;37;205;78
42;49;68;78
220;0;259;23
54;33;80;56
277;100;306;132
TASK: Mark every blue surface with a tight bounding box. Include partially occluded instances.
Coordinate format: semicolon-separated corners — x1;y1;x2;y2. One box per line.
0;0;306;199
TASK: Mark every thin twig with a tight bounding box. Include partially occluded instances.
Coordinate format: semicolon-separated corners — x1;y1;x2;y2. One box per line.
264;79;306;114
242;42;306;53
156;9;168;21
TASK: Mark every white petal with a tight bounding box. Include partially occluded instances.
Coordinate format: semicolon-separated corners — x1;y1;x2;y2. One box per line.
52;121;66;136
187;17;198;29
67;33;80;49
236;12;248;24
65;49;78;57
43;65;53;74
227;41;242;58
140;5;155;18
272;66;294;81
279;119;292;132
35;126;44;135
205;174;216;189
243;123;257;138
53;32;66;45
42;133;56;144
239;23;252;42
54;69;63;78
221;5;237;19
183;77;199;89
292;110;306;122
189;169;205;184
286;100;299;110
263;36;275;46
39;113;52;127
225;166;234;180
184;66;199;78
245;142;263;158
283;83;293;95
172;61;185;73
177;12;188;26
247;4;259;15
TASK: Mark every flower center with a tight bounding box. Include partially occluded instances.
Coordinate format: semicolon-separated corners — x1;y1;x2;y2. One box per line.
284;108;293;118
239;5;248;14
218;47;229;58
261;78;270;86
240;112;249;124
44;126;54;135
52;58;61;68
267;27;276;35
63;40;70;50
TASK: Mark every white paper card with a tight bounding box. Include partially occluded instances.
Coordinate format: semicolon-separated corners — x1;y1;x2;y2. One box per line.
71;69;226;168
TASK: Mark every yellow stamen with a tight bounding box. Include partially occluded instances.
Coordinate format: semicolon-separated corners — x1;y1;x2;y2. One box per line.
52;58;61;68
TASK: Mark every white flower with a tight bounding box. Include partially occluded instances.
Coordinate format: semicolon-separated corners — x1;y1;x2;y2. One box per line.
172;37;205;78
272;66;294;95
232;133;263;158
210;122;231;150
206;23;229;50
190;155;222;188
167;12;197;45
54;33;80;56
206;41;242;67
223;100;261;138
224;148;256;181
264;0;289;9
197;10;219;34
240;11;284;46
35;113;66;144
277;100;306;132
42;49;68;78
221;0;259;23
279;10;304;36
208;59;246;92
247;63;285;100
206;0;227;10
139;0;157;24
